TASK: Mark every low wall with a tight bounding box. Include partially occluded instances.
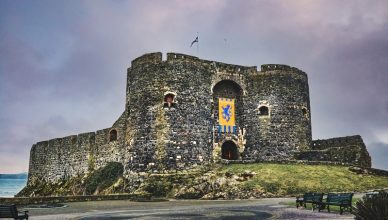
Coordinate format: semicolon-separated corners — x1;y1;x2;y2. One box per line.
28;112;128;183
349;167;388;177
220;159;353;166
295;135;371;168
0;194;150;206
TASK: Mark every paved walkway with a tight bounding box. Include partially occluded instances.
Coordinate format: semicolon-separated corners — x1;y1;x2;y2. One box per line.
23;198;354;220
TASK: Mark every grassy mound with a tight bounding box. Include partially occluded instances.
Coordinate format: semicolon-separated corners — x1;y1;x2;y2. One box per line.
17;163;388;199
217;163;388;196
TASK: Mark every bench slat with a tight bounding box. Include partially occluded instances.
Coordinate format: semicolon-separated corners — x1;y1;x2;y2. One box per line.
318;193;354;214
0;204;28;219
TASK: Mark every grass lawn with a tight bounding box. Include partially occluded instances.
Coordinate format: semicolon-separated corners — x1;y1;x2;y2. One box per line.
218;163;388;196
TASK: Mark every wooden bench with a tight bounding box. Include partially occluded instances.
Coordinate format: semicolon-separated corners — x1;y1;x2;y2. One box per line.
296;192;324;210
0;204;28;219
318;193;353;214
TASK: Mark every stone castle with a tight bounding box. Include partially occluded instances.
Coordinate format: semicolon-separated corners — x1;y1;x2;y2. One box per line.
27;52;371;183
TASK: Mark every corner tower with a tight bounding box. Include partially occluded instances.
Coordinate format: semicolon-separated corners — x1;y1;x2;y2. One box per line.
243;64;312;160
125;53;214;172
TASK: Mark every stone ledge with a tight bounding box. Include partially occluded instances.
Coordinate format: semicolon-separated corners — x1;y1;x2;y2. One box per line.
349;167;388;177
220;159;353;166
261;64;306;75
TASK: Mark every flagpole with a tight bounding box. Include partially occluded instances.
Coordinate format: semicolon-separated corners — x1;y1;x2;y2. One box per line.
197;32;199;57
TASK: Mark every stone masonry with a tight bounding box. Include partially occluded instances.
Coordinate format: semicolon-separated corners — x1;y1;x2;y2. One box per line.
26;52;372;183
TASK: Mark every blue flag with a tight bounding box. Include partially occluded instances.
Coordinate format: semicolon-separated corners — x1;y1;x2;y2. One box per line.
190;36;198;47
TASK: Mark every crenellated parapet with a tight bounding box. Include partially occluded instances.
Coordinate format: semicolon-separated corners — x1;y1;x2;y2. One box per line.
131;52;258;75
261;64;305;73
131;52;163;67
166;52;199;62
260;64;307;80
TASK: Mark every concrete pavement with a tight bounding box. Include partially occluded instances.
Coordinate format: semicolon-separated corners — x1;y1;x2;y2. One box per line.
23;198;354;220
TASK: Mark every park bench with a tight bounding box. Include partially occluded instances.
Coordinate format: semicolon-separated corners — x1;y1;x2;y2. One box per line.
296;192;324;210
318;192;353;214
0;204;28;219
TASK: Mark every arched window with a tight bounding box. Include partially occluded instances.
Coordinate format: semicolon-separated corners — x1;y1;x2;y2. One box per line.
109;129;117;142
163;92;176;108
259;106;269;116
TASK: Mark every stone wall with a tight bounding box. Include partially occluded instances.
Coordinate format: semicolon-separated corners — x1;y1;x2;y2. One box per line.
28;134;92;183
243;64;312;161
295;135;371;168
28;111;128;183
0;194;147;206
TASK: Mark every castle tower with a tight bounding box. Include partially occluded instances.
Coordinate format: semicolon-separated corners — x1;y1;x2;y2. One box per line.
125;53;312;171
243;64;312;160
125;53;214;171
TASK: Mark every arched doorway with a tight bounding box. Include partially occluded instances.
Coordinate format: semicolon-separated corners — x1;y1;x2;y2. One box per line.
212;80;243;136
221;141;239;160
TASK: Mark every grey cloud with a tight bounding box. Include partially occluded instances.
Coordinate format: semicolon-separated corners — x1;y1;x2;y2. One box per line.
369;142;388;170
1;0;388;172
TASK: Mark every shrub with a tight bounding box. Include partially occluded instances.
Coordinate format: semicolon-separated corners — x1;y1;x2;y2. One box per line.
84;162;124;195
143;176;172;197
241;181;256;191
353;191;388;220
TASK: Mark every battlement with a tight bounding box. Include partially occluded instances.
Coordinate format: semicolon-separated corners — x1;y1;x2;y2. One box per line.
129;52;310;77
261;64;306;76
209;60;257;74
131;52;258;74
131;52;163;67
167;53;199;62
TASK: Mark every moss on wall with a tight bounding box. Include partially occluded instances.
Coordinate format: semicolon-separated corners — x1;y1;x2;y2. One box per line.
84;162;124;195
154;107;169;172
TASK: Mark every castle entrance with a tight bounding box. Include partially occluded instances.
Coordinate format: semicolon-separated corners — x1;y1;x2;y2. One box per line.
221;141;239;160
212;80;243;135
212;80;243;161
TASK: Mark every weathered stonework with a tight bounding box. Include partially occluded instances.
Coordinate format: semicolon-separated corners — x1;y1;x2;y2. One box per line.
295;135;371;168
26;52;372;185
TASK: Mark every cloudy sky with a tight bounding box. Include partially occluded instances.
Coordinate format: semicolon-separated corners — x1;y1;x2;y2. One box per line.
0;0;387;173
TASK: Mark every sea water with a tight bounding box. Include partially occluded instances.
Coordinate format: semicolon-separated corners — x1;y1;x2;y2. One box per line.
0;179;27;197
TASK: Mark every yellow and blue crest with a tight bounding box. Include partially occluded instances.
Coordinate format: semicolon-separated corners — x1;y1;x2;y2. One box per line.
218;98;236;133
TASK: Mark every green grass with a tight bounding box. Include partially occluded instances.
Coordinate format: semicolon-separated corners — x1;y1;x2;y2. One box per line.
218;163;388;196
85;162;124;195
18;163;388;199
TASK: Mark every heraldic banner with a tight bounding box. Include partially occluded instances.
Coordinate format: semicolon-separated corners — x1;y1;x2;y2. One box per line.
218;98;236;133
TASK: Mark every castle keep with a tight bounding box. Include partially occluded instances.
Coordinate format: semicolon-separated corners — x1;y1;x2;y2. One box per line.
27;52;371;183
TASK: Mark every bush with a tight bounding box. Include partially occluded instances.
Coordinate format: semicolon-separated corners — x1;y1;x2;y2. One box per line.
84;162;124;195
353;191;388;220
143;176;172;197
